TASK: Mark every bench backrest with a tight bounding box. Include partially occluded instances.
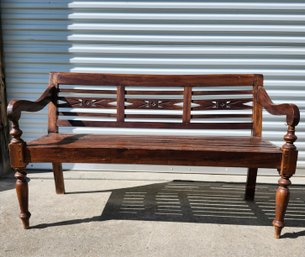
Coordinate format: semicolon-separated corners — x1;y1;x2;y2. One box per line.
48;72;263;136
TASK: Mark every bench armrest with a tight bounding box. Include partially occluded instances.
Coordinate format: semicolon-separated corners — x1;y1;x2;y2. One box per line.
258;87;299;176
257;87;300;127
7;85;56;121
7;85;57;144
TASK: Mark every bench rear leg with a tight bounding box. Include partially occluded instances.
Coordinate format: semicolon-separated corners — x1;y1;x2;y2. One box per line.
52;162;65;194
15;168;31;229
245;168;258;201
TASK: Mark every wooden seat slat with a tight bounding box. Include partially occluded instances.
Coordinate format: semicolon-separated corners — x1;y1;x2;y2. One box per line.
27;134;280;153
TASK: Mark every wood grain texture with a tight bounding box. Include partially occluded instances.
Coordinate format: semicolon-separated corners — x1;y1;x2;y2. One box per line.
126;90;183;95
25;134;281;168
257;86;300;127
57;120;253;129
192;90;252;96
59;88;116;94
125;99;183;110
15;168;31;229
27;134;281;153
58;97;116;108
8;85;56;121
53;73;257;129
7;72;300;237
272;177;291;239
183;86;192;123
51;72;256;87
52;162;65;194
116;85;125;122
192;98;253;110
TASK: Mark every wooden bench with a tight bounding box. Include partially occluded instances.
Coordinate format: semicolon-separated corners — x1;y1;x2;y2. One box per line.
7;72;299;238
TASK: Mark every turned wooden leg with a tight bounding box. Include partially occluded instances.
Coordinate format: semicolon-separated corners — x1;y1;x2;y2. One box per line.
52;162;65;194
15;168;31;229
245;168;258;201
272;177;291;239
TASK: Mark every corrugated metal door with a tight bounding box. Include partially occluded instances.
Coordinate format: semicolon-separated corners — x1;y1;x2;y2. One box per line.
1;0;304;174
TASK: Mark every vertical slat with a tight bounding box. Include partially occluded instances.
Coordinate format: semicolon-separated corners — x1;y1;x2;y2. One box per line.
252;75;263;137
247;75;262;201
48;83;58;133
117;85;125;122
183;86;192;123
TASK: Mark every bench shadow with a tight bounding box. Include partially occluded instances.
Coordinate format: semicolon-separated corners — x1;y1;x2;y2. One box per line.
31;180;305;238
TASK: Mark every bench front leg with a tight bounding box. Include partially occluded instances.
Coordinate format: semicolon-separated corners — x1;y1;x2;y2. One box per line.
8;118;31;229
272;125;298;239
15;168;31;229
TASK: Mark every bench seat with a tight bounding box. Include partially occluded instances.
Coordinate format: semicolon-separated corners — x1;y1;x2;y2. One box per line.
26;133;282;168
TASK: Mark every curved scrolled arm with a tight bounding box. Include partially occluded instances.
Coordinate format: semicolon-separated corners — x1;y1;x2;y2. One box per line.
257;87;300;127
7;85;57;143
258;86;299;177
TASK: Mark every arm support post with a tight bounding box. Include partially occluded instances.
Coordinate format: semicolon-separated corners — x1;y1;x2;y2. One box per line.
7;85;57;229
257;86;300;238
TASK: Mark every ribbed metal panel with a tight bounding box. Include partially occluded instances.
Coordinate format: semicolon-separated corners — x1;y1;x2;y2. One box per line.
1;0;305;174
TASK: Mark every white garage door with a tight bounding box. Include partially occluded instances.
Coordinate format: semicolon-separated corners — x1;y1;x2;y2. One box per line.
1;0;305;175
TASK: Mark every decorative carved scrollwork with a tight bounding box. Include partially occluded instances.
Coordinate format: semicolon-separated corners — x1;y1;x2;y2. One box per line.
125;99;182;110
192;98;252;110
143;99;163;109
212;100;231;109
58;97;115;108
78;99;97;107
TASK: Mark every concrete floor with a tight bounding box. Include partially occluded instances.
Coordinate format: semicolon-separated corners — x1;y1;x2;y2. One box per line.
1;171;305;257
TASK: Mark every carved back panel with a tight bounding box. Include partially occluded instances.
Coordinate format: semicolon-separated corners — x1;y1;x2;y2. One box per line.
48;72;262;131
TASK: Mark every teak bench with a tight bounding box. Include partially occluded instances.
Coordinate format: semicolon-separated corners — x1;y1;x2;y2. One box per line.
8;72;299;238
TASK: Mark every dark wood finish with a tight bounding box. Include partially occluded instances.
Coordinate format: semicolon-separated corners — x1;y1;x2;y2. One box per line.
15;168;31;229
126;114;181;119
57;120;253;129
25;134;281;168
192;114;252;119
58;112;117;118
51;72;256;87
192;98;253;110
245;75;263;201
257;86;299;127
58;97;116;109
59;88;117;94
58;112;182;119
126;90;183;95
245;168;258;201
256;80;299;238
52;162;65;194
273;177;291;239
116;85;125;122
183;86;192;123
125;98;183;110
252;74;263;137
192;90;252;96
7;72;299;239
27;134;281;152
